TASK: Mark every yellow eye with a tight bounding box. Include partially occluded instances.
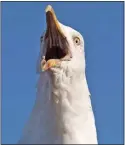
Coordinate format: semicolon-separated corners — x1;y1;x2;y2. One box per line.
74;37;80;45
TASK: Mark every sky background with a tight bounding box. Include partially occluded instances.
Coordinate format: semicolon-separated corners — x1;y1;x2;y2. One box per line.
2;2;124;144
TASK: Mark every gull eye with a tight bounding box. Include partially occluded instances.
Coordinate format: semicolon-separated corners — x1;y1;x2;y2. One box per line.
74;37;80;45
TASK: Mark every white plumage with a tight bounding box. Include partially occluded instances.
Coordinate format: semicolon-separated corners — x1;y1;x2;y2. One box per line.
18;5;98;144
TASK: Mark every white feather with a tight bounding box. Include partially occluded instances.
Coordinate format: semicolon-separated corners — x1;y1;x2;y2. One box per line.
18;22;98;144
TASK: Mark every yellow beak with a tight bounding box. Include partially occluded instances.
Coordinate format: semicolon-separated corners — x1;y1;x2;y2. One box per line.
45;5;65;39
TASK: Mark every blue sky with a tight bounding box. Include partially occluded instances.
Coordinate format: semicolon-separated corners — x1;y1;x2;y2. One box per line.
2;2;124;144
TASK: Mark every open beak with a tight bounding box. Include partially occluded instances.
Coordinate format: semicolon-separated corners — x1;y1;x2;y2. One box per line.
41;5;72;71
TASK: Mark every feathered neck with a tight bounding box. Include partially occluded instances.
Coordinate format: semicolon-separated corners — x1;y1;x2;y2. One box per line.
18;70;98;144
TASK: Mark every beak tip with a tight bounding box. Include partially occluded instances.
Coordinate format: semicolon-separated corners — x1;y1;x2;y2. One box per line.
45;5;53;13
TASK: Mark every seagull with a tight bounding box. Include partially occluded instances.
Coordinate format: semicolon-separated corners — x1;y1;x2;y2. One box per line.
18;5;98;144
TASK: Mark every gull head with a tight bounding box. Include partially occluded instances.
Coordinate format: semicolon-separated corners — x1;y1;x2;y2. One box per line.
40;5;85;75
